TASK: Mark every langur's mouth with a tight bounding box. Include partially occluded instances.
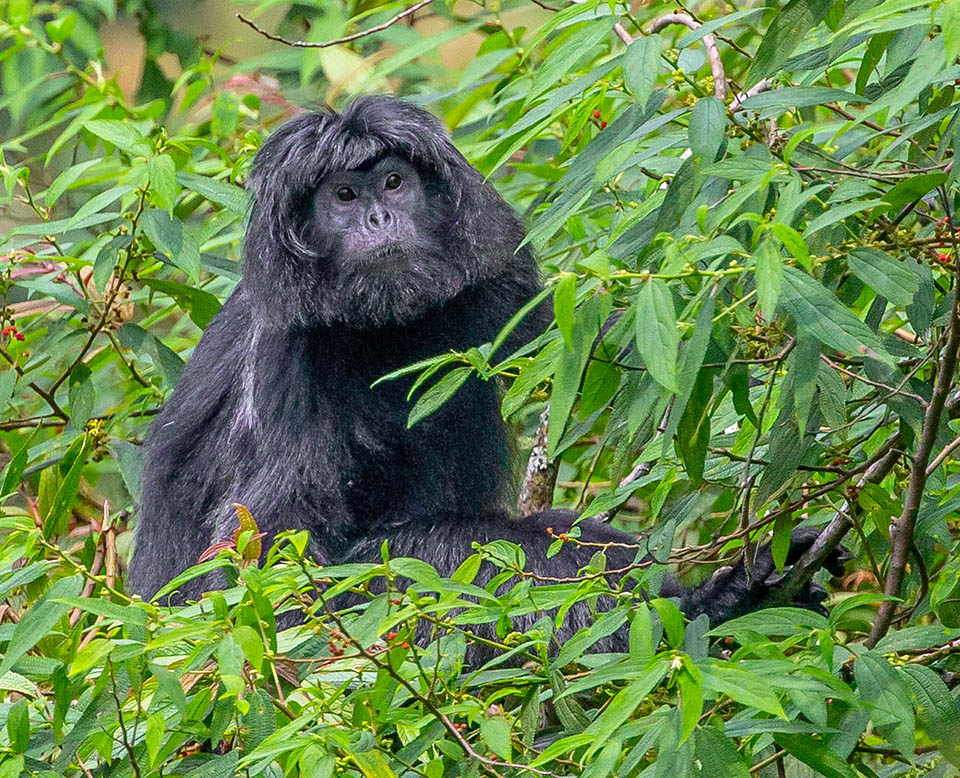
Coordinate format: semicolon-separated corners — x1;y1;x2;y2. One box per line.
370;245;405;262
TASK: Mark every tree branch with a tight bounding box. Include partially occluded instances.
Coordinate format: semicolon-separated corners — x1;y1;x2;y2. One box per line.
236;1;435;49
649;13;726;101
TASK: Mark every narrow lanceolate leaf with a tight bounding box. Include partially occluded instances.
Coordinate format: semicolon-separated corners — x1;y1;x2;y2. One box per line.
407;366;471;427
695;727;751;778
946;0;960;66
848;248;918;307
780;267;894;366
746;0;835;87
755;240;783;322
553;274;576;349
0;575;83;678
635;278;679;393
689;97;725;163
623;34;662;107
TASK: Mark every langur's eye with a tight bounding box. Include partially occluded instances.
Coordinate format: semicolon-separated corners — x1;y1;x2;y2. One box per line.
384;173;402;191
336;187;356;202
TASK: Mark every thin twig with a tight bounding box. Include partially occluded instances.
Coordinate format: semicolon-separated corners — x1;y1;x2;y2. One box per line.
820;354;927;405
236;1;435;49
925;429;960;475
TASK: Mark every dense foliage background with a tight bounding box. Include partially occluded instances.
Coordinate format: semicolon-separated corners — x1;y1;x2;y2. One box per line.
2;0;960;775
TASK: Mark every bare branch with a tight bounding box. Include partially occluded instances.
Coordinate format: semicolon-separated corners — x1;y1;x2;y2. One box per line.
731;78;773;112
236;1;434;49
649;13;726;101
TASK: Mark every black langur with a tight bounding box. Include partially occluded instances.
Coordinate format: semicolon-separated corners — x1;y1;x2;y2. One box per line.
127;96;844;647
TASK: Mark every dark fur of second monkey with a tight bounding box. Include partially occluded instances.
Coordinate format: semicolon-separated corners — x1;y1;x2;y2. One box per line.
128;96;844;654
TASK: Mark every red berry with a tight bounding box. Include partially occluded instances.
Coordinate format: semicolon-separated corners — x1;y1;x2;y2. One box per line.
600;120;608;129
593;109;601;119
939;253;951;263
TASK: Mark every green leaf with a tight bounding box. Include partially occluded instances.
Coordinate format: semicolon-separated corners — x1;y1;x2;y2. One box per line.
624;34;662;107
755;239;783;322
65;184;134;230
148;154;178;213
117;323;184;387
352;750;396;778
739;87;870;112
45;440;86;537
695;727;751;778
143;278;222;329
84;119;150;155
583;660;669;748
142;209;201;280
746;0;835;86
481;715;513;761
689;97;725;163
677;667;702;742
865;36;946;120
407;366;471;427
780;267;894;366
901;664;960;767
707;607;829;636
7;698;29;753
635;279;679;393
182;752;239;778
45;12;77;43
700;661;786;718
0;575;82;678
44;158;101;207
770;222;811;270
946;0;960;66
847;248;918;307
177;171;250;216
773;733;860;778
554;275;576;349
52;596;147;626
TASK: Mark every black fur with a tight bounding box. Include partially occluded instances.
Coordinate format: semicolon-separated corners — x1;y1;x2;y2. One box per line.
127;96;844;650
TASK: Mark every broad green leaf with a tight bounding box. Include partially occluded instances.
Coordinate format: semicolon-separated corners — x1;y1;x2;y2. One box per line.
707;607;829;636
689;97;725;163
901;664;960;767
699;660;786;717
635;278;679;393
148;153;178;213
481;715;513;761
865;36;946;119
84;119;150;154
624;34;662;107
755;239;783;321
142;209;201;280
695;727;751;778
583;660;669;748
780;267;894;366
848;248;918;307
